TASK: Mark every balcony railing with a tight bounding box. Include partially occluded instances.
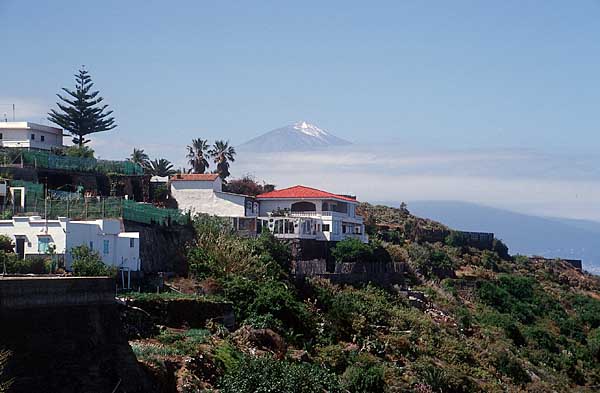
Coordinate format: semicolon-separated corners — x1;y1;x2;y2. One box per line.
287;210;348;218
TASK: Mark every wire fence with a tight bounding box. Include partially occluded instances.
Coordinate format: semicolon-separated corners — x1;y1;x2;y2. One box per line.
2;149;144;175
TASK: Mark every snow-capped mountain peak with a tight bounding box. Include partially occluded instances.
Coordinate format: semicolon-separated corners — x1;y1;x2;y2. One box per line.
239;121;351;152
293;121;328;138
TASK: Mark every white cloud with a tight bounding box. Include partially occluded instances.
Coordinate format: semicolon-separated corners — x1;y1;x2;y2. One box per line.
233;146;600;221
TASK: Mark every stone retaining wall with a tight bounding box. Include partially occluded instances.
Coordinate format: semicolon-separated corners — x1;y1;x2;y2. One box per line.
0;276;115;309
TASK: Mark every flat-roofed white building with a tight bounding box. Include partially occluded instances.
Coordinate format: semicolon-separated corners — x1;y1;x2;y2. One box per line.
170;173;258;232
0;216;140;271
0;122;64;150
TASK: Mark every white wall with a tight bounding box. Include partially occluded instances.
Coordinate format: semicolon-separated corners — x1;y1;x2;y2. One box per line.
0;216;69;255
66;219;140;270
171;180;249;217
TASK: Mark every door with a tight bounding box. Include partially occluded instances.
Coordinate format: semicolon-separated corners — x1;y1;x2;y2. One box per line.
15;238;25;260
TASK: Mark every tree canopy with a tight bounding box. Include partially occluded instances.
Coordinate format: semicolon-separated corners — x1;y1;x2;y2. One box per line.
147;158;176;177
48;67;116;146
209;140;236;181
186;138;210;174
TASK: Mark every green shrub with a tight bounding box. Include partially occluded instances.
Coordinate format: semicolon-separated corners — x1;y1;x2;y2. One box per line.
341;364;385;393
248;280;314;340
331;238;390;263
70;245;114;276
408;244;455;279
481;250;500;272
213;341;243;373
315;344;351;374
2;253;52;274
220;356;342;393
415;361;448;392
494;352;530;385
570;294;600;329
492;239;510;259
313;283;393;342
0;235;14;253
331;238;374;263
588;328;600;361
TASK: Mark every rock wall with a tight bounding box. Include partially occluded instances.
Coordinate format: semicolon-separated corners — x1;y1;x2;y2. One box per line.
293;259;407;286
123;221;195;275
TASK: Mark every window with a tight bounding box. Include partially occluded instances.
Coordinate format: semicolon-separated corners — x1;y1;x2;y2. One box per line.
103;240;110;254
30;134;35;140
38;237;50;253
0;133;3;139
89;241;93;250
322;224;330;232
41;135;45;142
130;238;135;248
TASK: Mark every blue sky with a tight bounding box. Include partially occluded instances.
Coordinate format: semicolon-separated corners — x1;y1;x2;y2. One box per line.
1;0;600;219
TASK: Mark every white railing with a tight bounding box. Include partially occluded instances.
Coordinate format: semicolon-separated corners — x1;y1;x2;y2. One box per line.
288;210;348;218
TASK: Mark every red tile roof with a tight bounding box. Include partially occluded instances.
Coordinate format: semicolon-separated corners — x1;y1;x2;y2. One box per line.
170;173;220;181
256;185;358;202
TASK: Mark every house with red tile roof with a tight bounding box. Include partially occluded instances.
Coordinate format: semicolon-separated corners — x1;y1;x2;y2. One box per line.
256;185;367;243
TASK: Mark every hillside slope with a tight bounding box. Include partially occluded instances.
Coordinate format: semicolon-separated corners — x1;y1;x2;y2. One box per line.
123;209;600;393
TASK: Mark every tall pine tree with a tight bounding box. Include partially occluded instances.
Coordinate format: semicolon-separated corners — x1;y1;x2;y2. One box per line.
48;67;116;146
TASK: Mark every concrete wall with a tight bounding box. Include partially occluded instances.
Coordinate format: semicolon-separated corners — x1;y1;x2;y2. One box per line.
0;276;115;309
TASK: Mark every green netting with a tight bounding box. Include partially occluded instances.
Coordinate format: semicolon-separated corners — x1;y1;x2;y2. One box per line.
21;196;124;220
123;200;189;226
10;180;44;206
7;192;188;226
20;150;143;175
11;180;44;195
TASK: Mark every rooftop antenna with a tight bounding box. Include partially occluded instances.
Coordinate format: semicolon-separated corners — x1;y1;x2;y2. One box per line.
0;104;15;121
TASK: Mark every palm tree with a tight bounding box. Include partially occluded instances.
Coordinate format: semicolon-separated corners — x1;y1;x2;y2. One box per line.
147;158;176;177
209;140;236;180
186;138;210;174
128;148;150;169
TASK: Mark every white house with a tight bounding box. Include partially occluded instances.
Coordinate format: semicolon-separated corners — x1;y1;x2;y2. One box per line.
0;216;140;272
170;173;258;232
0;122;64;150
256;185;368;243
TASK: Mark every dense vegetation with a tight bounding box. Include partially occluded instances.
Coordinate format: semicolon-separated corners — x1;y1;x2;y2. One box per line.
129;206;600;392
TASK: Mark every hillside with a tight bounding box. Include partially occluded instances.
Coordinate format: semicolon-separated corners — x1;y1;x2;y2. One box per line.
406;200;600;272
121;207;600;393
